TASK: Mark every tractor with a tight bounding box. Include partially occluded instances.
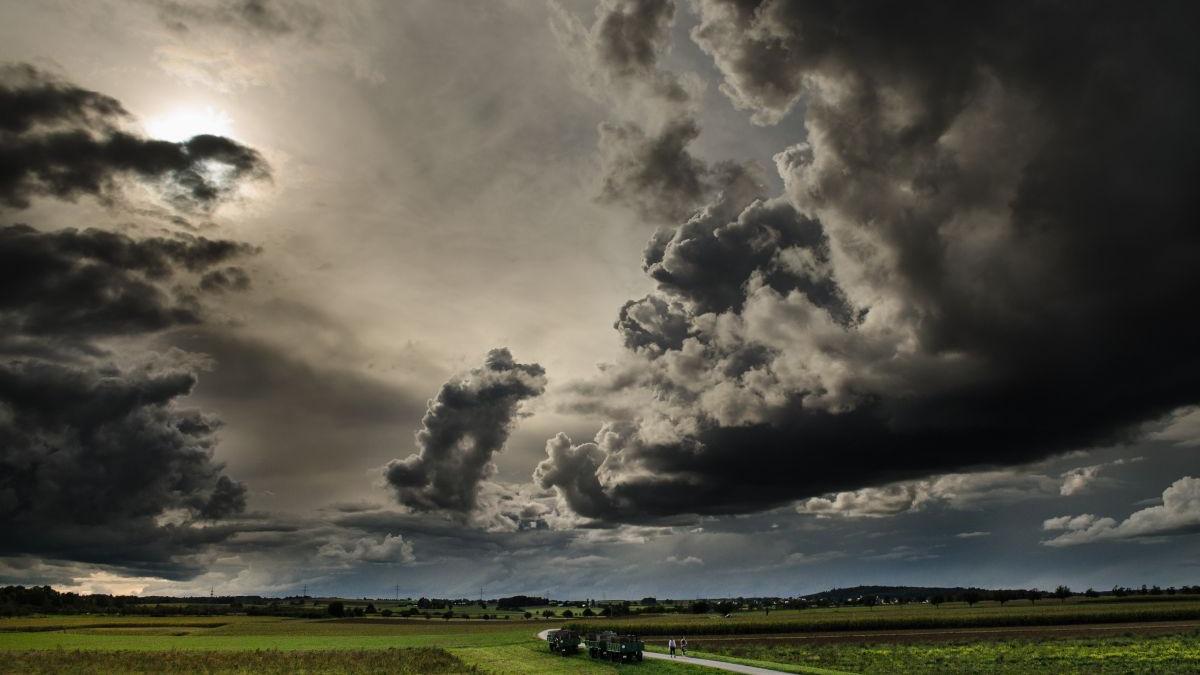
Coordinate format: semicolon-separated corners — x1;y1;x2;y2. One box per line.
585;630;644;662
547;629;581;656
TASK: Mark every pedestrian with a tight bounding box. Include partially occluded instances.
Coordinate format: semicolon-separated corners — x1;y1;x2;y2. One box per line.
668;638;676;657
680;637;688;657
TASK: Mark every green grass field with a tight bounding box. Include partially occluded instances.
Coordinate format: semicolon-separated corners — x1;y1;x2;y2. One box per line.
683;632;1200;674
4;604;1200;674
0;615;709;674
0;647;475;674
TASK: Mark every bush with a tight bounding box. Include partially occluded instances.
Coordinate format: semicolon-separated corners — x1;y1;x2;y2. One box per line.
562;609;574;618
381;609;393;617
327;601;345;618
524;612;533;619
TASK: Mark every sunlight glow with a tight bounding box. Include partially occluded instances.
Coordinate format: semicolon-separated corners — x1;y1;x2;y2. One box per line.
144;105;235;142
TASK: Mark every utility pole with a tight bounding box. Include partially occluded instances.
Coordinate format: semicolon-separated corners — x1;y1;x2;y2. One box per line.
394;584;400;602
303;583;308;598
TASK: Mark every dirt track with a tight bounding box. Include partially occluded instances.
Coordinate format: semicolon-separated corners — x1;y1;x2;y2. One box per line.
645;620;1200;645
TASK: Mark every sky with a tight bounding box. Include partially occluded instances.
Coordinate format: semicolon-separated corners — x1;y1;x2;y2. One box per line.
0;0;1198;600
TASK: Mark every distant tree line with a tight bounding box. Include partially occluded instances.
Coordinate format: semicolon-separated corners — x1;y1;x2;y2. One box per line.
5;583;1200;617
495;595;548;610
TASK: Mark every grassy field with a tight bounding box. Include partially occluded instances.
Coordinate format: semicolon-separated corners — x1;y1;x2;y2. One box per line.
5;604;1200;673
0;615;708;674
566;600;1200;636
0;647;475;674
680;632;1200;674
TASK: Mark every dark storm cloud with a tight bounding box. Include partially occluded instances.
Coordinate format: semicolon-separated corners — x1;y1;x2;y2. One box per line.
561;0;753;223
598;117;765;224
642;196;848;317
0;224;256;349
598;118;708;223
153;0;323;37
614;294;691;353
540;0;1200;523
384;349;546;514
198;265;251;293
0;66;270;577
0;359;246;577
0;63;269;210
593;0;676;82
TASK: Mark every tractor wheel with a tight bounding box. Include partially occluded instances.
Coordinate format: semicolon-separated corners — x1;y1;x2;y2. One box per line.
636;653;643;661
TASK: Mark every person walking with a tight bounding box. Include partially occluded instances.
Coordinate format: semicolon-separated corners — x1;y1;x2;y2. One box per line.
680;637;688;657
668;638;677;657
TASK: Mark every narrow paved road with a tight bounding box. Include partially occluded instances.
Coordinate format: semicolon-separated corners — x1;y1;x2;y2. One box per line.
536;628;802;675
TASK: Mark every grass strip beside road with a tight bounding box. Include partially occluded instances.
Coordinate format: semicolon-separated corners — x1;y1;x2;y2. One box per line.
646;644;854;675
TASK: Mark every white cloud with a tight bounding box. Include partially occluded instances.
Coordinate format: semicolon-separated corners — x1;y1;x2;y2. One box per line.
1059;457;1143;496
798;469;1058;518
955;531;991;539
1150;407;1200;447
1042;477;1200;546
784;550;847;565
866;545;939;562
665;555;704;566
318;533;414;564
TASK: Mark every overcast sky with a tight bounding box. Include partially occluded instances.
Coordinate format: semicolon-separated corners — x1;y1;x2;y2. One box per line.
1;0;1198;599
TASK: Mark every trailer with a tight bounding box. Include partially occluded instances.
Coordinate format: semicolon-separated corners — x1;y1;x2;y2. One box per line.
547;629;581;656
585;630;644;662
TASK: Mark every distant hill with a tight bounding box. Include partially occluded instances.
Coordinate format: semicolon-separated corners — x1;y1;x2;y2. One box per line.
800;585;995;602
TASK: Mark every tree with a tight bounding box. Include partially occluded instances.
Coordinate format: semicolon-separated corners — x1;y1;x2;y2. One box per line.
582;607;595;617
962;591;981;607
691;601;711;614
442;610;454;620
714;601;738;615
417;597;431;610
542;609;555;618
365;603;377;614
327;601;345;618
562;609;574;618
524;612;533;619
1084;588;1099;598
929;595;944;608
1054;586;1072;603
381;609;393;617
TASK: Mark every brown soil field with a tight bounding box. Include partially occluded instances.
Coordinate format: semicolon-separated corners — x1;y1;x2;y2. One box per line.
644;620;1200;646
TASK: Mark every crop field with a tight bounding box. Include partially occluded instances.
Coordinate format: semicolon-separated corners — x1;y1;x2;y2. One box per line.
566;600;1200;636
0;615;709;674
3;603;1200;674
673;632;1200;674
0;647;475;674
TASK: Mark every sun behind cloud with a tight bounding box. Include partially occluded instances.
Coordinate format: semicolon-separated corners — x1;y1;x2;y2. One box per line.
144;104;235;142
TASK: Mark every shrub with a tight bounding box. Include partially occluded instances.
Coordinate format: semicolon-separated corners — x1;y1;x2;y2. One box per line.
327;601;345;618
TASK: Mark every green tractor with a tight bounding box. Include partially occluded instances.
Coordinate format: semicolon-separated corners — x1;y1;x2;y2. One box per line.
585;630;644;662
547;629;581;656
